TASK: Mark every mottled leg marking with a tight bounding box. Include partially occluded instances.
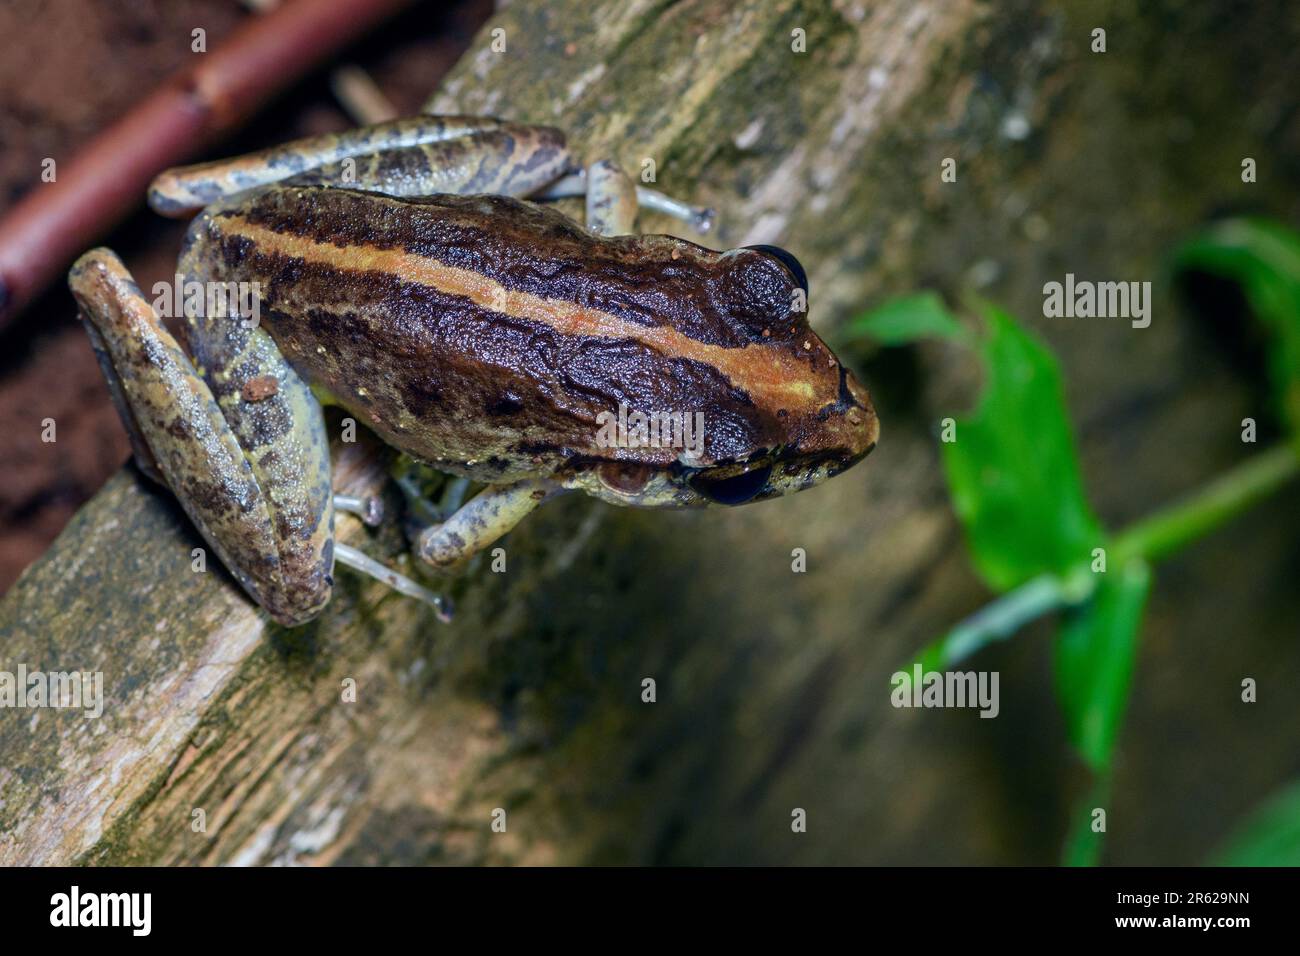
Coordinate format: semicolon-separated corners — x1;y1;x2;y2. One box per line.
80;317;166;485
279;128;572;201
70;248;334;627
417;479;561;570
584;159;638;237
532;166;715;234
149;115;573;214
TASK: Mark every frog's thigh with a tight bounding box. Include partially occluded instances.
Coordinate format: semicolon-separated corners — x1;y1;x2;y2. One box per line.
149;116;572;214
417;479;559;570
69;249;334;627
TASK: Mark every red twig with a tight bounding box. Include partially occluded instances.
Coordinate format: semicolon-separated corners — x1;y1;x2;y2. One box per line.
0;0;418;330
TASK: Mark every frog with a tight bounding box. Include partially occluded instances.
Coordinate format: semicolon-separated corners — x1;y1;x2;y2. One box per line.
68;114;879;628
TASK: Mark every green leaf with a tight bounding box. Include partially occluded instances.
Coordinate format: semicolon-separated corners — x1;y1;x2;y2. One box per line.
843;291;967;346
1055;560;1151;772
941;307;1104;592
1173;218;1300;435
1212;778;1300;866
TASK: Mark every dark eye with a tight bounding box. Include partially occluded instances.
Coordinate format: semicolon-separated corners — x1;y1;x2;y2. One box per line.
689;464;772;505
743;245;808;295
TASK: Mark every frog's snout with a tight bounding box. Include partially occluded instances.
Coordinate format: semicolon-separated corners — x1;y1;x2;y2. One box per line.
690;358;879;506
777;359;880;495
830;363;880;461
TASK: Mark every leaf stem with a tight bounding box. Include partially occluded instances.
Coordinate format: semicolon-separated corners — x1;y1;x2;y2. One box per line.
921;574;1068;670
913;444;1299;669
1111;443;1299;566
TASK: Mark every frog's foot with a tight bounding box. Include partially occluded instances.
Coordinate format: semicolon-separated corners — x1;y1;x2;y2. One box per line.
333;493;384;527
416;479;563;571
532;164;715;236
328;495;454;620
69;249;334;627
148;115;573;215
333;543;453;623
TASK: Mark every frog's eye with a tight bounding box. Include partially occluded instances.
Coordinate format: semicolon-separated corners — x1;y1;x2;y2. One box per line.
689;463;772;505
743;245;808;295
597;461;652;496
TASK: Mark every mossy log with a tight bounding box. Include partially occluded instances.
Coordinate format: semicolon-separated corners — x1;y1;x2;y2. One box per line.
3;0;1299;865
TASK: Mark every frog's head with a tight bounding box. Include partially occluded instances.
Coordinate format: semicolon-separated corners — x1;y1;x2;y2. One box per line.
575;241;879;509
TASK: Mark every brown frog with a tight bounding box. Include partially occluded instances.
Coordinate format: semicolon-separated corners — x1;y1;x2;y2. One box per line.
69;115;879;626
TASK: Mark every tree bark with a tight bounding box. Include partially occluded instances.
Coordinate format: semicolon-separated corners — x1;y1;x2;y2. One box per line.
3;0;1299;865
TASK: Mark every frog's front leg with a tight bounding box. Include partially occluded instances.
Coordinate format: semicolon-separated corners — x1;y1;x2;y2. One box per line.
417;479;563;570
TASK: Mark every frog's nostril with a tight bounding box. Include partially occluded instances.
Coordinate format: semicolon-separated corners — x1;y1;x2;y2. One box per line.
743;245;808;295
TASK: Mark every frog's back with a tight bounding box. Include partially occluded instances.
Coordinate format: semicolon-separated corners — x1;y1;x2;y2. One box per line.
186;185;844;481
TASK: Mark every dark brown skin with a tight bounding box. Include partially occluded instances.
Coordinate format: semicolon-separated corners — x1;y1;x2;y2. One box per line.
185;185;879;508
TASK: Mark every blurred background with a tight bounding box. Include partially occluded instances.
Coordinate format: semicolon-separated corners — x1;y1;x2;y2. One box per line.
0;0;1297;865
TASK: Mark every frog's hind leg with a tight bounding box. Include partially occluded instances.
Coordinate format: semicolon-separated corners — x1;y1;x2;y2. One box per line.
69;248;335;627
148;116;573;216
80;316;167;486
